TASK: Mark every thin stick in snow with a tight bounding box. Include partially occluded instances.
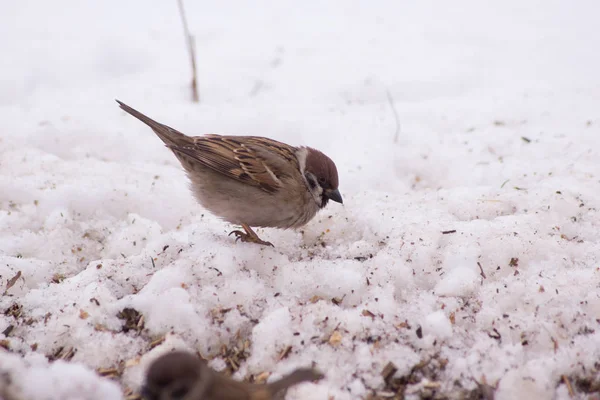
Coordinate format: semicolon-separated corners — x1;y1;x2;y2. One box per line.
562;375;574;397
177;0;199;103
477;262;487;279
386;89;401;143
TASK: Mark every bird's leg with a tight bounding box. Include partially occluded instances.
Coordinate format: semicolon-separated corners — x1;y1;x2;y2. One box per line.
228;223;274;247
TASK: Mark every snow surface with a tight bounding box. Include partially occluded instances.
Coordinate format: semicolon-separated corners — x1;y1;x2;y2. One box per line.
2;0;600;399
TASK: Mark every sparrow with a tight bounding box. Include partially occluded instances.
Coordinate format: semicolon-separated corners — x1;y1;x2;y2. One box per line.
116;100;342;246
141;350;324;400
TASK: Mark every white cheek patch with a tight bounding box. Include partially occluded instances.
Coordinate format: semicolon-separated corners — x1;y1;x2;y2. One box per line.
309;178;324;205
310;188;324;206
302;171;322;205
295;147;308;173
297;150;324;206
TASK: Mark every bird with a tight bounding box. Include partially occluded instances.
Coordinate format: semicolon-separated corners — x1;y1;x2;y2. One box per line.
116;100;342;246
141;350;324;400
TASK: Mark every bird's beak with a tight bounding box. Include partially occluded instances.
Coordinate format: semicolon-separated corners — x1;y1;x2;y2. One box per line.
325;188;343;204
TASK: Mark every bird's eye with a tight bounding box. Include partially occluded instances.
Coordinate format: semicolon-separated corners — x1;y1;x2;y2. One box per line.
306;173;317;189
170;385;190;399
318;177;326;184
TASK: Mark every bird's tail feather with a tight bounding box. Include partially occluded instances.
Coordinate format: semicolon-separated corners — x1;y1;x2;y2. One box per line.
116;100;189;146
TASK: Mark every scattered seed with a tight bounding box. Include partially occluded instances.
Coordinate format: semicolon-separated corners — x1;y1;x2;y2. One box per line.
416;326;423;339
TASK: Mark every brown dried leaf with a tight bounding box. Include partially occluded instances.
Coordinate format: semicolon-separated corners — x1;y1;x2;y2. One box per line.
329;330;342;346
5;271;21;293
362;309;376;319
396;321;410;329
2;325;14;336
381;362;398;383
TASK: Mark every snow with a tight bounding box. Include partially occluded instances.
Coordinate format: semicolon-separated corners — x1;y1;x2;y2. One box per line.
2;0;600;399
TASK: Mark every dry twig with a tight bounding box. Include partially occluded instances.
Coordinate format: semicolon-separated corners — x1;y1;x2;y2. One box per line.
477;262;487;279
386;89;401;143
4;271;21;294
177;0;199;102
562;375;575;397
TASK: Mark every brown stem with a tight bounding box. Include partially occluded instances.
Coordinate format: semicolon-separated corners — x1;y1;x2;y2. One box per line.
177;0;200;102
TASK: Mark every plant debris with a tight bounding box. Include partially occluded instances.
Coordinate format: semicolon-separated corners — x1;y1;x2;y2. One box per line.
416;326;423;339
4;271;21;294
219;334;252;375
51;273;66;284
329;330;343;346
471;375;497;400
362;309;376;319
368;356;449;399
2;326;14;336
354;254;373;262
382;362;398;383
210;307;232;325
277;345;292;361
4;304;23;319
49;346;76;361
117;308;144;333
331;296;345;306
488;328;502;341
477;262;487;279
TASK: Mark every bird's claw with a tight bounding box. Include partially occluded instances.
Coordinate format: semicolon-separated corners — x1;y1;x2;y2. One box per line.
228;230;245;243
228;229;274;247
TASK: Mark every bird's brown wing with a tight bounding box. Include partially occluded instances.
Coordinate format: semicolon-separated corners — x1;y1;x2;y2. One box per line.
170;135;300;193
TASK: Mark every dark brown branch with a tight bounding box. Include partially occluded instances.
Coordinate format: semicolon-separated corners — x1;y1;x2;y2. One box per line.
477;261;487;279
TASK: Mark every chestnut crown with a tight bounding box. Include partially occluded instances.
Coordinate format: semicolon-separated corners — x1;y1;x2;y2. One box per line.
304;148;343;206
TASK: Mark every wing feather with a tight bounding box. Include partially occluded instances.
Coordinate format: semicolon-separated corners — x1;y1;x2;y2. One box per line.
169;135;299;193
